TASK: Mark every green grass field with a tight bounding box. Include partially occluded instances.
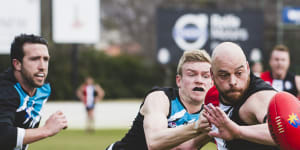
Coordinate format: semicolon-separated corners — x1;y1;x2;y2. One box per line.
30;129;217;150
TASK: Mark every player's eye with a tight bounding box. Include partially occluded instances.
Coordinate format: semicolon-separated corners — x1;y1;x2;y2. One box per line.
186;71;196;76
203;74;210;78
235;71;242;77
218;73;229;80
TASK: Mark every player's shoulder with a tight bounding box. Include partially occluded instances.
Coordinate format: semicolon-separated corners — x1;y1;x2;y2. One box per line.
141;89;170;115
145;87;175;104
145;87;177;101
0;74;18;97
145;90;169;104
205;86;220;106
295;75;300;82
0;78;19;108
247;90;277;104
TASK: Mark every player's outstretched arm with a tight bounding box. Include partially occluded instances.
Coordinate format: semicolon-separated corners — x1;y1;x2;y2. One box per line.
203;104;276;146
295;75;300;98
203;104;241;140
168;111;213;150
142;91;211;150
23;111;68;145
172;123;212;150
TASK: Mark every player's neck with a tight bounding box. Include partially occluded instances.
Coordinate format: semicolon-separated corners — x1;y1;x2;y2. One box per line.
219;96;232;106
14;71;37;97
272;72;286;80
181;98;203;114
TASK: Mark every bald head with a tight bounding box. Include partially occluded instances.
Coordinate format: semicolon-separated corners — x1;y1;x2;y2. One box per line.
210;42;250;104
211;42;247;70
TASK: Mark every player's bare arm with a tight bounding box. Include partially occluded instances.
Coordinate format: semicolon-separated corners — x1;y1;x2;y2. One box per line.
236;90;277;145
295;75;300;98
141;91;211;150
204;90;277;146
240;90;277;124
76;85;85;102
23;111;68;145
204;106;276;145
170;112;213;149
190;111;213;148
203;104;241;140
170;133;212;150
95;84;105;102
203;105;276;146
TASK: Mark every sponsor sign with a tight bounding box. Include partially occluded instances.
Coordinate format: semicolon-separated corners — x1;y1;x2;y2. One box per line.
157;8;263;64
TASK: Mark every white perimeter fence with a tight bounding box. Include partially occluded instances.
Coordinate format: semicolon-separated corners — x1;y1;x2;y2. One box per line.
39;101;141;129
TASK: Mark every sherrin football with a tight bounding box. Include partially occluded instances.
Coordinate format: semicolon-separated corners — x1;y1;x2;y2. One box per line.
268;91;300;150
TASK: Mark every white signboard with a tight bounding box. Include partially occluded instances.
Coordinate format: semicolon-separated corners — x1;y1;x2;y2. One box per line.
52;0;100;44
282;7;300;24
0;0;41;54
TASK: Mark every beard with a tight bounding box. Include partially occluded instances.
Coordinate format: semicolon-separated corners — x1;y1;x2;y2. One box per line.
215;76;250;105
21;68;44;88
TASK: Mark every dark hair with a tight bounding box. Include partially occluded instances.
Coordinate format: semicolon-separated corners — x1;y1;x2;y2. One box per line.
10;34;48;68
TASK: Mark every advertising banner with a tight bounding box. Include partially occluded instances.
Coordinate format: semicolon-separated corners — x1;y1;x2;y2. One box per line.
282;7;300;25
52;0;100;44
0;0;40;54
157;8;263;64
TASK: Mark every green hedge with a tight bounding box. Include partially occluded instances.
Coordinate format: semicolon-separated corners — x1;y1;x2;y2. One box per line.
0;46;173;100
47;48;168;100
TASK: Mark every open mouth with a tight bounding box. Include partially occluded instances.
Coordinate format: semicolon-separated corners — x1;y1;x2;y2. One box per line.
36;73;45;77
35;73;45;80
193;87;204;92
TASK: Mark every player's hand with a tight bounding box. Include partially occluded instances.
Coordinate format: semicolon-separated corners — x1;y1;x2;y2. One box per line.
194;110;211;133
203;104;241;140
43;111;68;137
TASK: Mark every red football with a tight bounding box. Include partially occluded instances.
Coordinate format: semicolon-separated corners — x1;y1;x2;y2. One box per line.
268;91;300;150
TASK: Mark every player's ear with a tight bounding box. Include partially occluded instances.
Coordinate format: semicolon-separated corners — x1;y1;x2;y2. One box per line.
210;68;214;78
12;59;21;71
269;54;272;66
176;74;181;88
246;61;250;72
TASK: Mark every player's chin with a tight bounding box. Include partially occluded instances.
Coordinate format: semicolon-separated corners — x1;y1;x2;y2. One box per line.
192;91;206;96
34;81;45;87
191;94;205;102
227;93;242;101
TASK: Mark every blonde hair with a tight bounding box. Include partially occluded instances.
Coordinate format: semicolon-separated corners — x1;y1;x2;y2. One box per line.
272;44;289;54
177;50;211;75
